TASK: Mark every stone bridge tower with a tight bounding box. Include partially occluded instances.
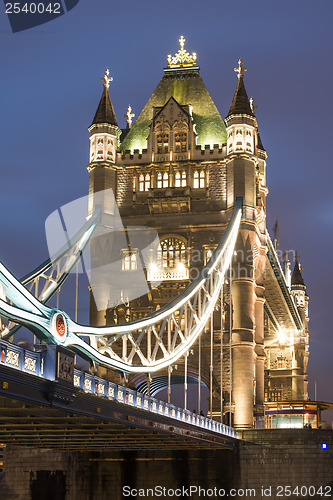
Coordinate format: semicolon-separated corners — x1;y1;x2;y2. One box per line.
86;38;307;429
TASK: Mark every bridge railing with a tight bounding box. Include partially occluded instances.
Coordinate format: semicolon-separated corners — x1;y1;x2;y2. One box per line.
0;338;237;439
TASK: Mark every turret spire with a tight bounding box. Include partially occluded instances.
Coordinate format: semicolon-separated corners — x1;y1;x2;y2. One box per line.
291;253;305;287
91;68;118;127
227;59;254;117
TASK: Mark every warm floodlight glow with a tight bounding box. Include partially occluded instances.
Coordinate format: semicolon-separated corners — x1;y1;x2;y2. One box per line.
278;330;286;344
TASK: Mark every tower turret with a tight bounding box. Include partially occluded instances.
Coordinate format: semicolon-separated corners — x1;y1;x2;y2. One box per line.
291;254;308;324
226;59;256;157
225;60;268;429
88;69;119;165
290;254;309;400
87;69;121;327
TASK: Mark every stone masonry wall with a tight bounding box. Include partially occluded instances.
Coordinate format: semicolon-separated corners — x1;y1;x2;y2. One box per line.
1;430;332;500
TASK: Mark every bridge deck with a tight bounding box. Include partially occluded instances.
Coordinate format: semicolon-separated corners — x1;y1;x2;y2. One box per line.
0;362;238;451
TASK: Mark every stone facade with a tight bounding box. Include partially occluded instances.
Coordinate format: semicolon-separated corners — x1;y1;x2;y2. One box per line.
1;430;332;499
86;41;309;430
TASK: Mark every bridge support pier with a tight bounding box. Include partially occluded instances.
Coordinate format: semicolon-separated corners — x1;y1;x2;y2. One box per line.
231;235;256;429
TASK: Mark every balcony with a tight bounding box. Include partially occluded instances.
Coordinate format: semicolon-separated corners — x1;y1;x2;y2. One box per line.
148;187;191;214
147;265;189;282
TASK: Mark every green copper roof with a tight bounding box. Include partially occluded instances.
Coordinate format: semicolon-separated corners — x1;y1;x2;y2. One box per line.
120;69;227;153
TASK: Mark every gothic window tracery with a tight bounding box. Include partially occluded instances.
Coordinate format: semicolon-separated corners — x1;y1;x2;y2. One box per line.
97;137;104;159
157;236;187;269
173;120;188;153
107;138;114;161
155;123;170;154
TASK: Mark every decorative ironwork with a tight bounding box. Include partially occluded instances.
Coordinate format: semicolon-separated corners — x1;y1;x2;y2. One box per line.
167;36;197;68
101;68;113;88
0;201;242;374
234;58;247;79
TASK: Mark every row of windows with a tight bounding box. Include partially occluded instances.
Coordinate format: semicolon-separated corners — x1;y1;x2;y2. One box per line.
265;391;282;402
121;239;215;272
135;170;205;192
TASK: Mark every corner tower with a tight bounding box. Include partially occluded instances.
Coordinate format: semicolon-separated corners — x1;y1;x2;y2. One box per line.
87;69;121;326
225;60;268;428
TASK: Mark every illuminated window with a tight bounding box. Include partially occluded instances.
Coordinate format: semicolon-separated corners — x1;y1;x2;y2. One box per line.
193;170;205;188
122;251;137;271
138;173;150;192
157;133;169;154
157;237;187;269
270;391;281;402
277;356;286;369
163;172;169;188
145;173;151;191
175;171;186;187
205;248;215;265
157;173;163;188
107;138;113;161
139;174;144;192
97;137;104;159
175;132;187;152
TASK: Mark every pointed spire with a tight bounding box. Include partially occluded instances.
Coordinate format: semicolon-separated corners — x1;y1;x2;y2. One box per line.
291;253;305;287
91;69;118;127
227;59;254;117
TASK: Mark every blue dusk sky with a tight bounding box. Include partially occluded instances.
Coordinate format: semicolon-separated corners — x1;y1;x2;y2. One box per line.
0;0;332;420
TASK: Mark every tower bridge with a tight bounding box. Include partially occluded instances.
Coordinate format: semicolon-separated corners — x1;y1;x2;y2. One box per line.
0;37;312;444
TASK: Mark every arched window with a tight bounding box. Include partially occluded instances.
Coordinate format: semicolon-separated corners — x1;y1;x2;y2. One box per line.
175;132;187;152
157;173;163;188
175;171;181;187
181;170;187;187
163;172;169;188
155;123;170;155
173;121;188;153
96;137;104;160
107;138;113;161
139;174;144;192
157;237;187;269
145;173;150;191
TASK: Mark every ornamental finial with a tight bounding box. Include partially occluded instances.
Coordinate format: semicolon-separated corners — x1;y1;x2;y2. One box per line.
234;59;247;79
167;35;197;68
101;68;113;89
124;105;135;129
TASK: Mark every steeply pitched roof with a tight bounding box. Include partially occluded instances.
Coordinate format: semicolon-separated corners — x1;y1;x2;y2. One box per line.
257;131;265;151
227;76;254;117
291;258;305;287
120;68;227;153
91;85;118;127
